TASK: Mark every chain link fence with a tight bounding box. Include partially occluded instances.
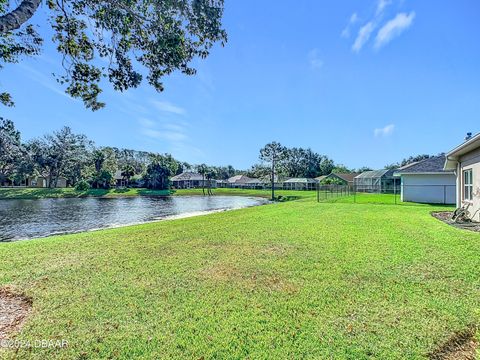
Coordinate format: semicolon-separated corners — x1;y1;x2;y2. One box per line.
317;184;456;205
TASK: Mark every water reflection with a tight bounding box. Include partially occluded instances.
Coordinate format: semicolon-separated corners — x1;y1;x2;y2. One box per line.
0;196;267;241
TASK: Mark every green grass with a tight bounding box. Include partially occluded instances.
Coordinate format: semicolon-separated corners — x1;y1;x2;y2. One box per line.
0;187;317;201
0;197;478;359
0;187;171;199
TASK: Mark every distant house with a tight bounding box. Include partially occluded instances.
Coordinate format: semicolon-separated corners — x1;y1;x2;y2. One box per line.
319;173;360;185
444;132;480;221
171;172;216;189
114;170;127;187
354;169;400;193
227;175;255;188
394;155;456;204
28;176;67;188
283;178;318;191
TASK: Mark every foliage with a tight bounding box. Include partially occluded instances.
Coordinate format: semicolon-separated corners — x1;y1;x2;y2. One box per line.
0;0;226;110
143;154;178;189
385;154;436;170
331;165;352;174
0;117;23;184
320;177;344;185
74;179;90;191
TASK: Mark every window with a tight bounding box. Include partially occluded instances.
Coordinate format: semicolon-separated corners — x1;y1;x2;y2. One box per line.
463;169;473;201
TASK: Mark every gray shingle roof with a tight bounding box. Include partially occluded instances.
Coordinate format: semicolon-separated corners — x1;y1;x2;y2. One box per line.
394;155;453;174
171;172;204;181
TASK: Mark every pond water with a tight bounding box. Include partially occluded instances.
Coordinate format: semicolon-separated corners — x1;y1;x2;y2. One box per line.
0;196;267;242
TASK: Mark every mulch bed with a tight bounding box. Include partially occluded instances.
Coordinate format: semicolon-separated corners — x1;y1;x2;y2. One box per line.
431;211;480;232
0;287;31;341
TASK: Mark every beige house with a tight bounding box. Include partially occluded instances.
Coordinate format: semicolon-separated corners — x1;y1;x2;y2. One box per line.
444;133;480;221
28;176;67;188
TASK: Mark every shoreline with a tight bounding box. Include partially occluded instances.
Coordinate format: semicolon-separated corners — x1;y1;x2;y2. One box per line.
1;200;269;242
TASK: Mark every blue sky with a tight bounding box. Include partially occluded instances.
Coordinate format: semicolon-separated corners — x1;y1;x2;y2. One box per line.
2;0;480;170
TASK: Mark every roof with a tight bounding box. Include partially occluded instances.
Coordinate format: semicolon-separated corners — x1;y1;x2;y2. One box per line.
445;132;480;170
245;178;262;184
355;169;396;179
171;172;204;181
284;178;318;183
394;155;454;175
227;175;254;184
330;173;360;183
315;175;327;181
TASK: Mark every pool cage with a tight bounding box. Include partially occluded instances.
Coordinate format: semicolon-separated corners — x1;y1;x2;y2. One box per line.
353;169;400;193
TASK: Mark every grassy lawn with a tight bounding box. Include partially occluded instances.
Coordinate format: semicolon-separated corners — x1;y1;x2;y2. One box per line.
0;197;479;359
0;187;317;201
0;187;172;199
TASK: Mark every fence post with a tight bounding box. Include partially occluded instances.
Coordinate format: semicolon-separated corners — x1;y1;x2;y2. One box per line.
317;183;319;202
394;181;397;205
354;185;356;203
444;185;446;205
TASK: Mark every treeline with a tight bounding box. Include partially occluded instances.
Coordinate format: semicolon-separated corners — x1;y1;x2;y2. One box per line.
248;144;370;180
0;119;239;189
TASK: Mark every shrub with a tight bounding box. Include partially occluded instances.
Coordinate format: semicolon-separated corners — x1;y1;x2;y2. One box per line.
75;180;90;191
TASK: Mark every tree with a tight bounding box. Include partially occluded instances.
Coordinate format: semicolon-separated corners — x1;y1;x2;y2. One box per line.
144;154;178;190
121;164;135;187
90;147;117;188
0;117;23;185
1;0;227;110
331;165;352;174
356;166;373;173
197;163;209;195
205;167;216;195
259;142;288;201
28;126;89;187
385;154;435;170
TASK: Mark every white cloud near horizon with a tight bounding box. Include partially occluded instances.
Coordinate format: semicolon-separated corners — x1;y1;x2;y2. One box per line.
374;124;395;137
308;49;324;69
374;12;416;49
352;22;375;52
151;100;186;115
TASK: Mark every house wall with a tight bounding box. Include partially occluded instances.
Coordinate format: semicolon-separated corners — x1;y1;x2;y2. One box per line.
400;174;456;204
459;147;480;221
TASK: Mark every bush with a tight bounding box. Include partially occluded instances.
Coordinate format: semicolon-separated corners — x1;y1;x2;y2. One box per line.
75;180;90;191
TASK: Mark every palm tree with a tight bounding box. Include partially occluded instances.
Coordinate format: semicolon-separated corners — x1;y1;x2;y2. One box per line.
197;164;208;196
121;164;135;187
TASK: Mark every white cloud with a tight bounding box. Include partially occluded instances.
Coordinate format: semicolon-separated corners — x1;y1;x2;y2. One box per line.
374;124;395;137
352;22;375;52
137;118;156;128
151;100;186;115
374;12;415;49
376;0;392;16
341;12;359;38
141;128;188;142
308;49;324;69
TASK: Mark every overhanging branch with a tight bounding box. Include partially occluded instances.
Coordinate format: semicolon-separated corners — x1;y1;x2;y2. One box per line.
0;0;42;33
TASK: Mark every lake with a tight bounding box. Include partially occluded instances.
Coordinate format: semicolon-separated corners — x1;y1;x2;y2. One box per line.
0;196;268;242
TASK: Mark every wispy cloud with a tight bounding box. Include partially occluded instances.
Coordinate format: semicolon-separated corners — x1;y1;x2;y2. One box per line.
141;128;188;142
352;22;375;53
18;63;75;100
374;12;416;49
341;12;359;38
374;124;395;137
376;0;392;16
151;100;186;115
308;49;324;69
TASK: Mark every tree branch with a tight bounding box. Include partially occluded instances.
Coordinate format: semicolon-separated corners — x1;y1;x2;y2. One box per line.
0;0;42;34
